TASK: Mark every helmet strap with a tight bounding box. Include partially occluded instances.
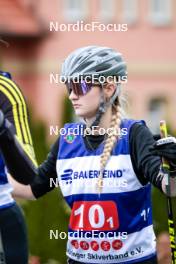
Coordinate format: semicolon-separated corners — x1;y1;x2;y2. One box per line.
90;84;121;128
90;92;105;127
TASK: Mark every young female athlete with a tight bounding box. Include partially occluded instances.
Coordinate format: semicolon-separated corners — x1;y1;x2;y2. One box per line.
0;46;175;264
0;70;37;264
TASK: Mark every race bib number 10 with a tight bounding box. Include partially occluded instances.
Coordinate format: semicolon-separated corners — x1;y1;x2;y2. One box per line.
69;201;119;231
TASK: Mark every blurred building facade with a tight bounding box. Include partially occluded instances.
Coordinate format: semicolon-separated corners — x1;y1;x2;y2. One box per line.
0;0;176;136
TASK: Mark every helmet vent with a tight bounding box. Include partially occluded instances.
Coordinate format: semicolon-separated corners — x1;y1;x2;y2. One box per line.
95;64;110;72
81;61;94;68
99;52;108;57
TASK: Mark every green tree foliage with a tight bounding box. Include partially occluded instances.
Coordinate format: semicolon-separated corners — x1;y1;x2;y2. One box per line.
61;95;74;124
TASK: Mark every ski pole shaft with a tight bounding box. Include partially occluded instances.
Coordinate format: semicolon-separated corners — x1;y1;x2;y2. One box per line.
160;120;176;264
0;230;6;264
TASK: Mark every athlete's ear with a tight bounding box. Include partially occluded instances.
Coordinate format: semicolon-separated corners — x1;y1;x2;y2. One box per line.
103;83;116;100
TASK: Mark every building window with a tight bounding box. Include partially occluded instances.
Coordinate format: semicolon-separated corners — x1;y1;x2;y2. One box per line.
122;0;138;24
99;0;115;22
149;0;172;26
147;98;167;134
63;0;88;22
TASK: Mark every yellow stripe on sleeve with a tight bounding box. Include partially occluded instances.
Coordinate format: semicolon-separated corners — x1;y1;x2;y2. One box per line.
0;76;37;165
0;76;32;145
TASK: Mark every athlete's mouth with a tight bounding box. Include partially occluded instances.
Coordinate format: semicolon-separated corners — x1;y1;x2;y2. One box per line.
73;104;81;108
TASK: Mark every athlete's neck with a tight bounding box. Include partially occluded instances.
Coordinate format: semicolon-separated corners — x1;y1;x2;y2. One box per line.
85;107;112;134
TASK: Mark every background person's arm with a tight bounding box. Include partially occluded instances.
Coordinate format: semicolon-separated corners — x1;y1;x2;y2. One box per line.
0;73;38;183
0;73;37;164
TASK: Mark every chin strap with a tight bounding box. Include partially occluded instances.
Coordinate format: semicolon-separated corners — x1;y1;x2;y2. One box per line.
91;84;121;128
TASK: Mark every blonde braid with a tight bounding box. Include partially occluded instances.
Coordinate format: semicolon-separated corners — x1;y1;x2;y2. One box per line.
97;103;122;193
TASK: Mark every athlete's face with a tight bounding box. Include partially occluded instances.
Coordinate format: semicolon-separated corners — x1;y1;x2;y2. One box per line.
69;85;101;119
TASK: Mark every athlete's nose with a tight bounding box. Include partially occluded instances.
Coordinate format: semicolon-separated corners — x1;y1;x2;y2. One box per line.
69;89;79;100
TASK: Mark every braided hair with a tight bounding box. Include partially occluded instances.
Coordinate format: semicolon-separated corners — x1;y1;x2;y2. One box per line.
97;97;123;193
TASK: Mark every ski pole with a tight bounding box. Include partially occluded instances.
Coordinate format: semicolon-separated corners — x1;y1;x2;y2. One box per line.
160;120;176;264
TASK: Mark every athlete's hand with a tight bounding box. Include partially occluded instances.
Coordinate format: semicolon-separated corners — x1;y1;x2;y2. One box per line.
149;136;176;170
